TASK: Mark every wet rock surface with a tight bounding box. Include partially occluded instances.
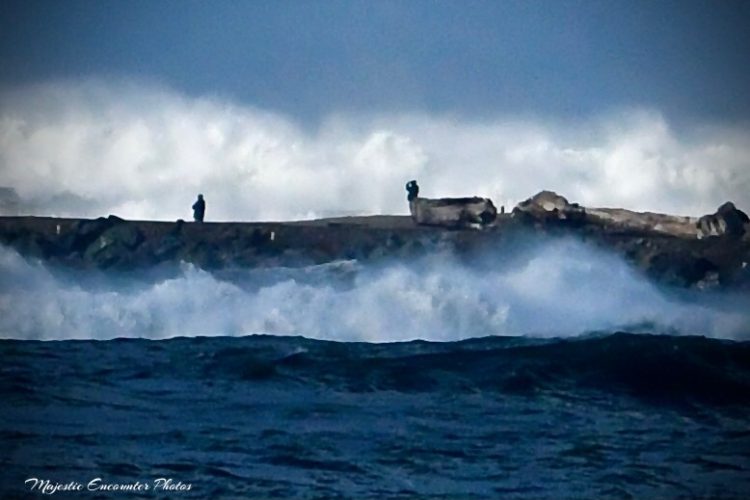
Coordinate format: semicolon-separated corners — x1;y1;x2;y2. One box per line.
513;190;586;226
697;201;750;239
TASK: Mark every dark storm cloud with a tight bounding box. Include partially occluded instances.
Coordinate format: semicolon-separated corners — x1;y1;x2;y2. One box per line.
0;0;748;123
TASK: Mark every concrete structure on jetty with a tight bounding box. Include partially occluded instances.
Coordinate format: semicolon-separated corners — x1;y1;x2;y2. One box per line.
409;197;497;229
404;179;497;229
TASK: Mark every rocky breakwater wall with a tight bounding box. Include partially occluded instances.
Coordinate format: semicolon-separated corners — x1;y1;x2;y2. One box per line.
512;190;750;289
2;193;749;290
0;215;499;271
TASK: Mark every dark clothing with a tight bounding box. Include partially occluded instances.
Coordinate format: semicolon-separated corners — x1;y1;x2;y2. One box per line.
192;198;205;222
406;180;419;202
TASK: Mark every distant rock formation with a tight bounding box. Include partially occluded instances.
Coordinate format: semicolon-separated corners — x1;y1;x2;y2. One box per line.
512;190;585;225
409;197;497;229
697;202;750;239
0;187;21;216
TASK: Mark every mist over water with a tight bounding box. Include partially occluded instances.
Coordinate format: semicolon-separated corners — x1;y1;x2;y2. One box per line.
1;238;748;342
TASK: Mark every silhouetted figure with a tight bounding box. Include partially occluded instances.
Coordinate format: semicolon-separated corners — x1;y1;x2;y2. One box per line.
406;180;419;202
192;194;205;222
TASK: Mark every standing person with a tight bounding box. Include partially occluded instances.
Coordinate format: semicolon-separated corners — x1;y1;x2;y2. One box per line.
405;180;420;222
192;194;205;222
405;180;419;201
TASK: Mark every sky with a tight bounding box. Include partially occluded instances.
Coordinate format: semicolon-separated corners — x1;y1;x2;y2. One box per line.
0;0;749;220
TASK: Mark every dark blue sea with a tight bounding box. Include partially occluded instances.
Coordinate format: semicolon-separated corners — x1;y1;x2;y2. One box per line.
1;333;750;498
1;241;750;498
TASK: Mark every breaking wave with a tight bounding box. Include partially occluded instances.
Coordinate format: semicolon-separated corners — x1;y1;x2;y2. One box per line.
0;238;748;341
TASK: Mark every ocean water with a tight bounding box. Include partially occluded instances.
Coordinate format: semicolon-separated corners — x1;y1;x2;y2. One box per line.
2;334;750;498
1;240;750;498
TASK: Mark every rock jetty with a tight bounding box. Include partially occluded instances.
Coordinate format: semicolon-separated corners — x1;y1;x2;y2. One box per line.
1;191;748;290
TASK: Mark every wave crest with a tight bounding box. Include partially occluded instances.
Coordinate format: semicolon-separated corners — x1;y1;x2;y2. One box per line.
1;239;748;341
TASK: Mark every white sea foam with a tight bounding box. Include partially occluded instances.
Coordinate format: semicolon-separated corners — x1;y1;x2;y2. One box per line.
1;239;747;342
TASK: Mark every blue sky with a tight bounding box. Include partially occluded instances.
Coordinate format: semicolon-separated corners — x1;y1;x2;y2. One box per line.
2;0;749;123
1;1;749;220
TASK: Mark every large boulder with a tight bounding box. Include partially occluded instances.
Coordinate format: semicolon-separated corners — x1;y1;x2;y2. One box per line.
82;217;144;266
61;216;116;254
697;202;749;239
512;190;585;225
409;197;497;229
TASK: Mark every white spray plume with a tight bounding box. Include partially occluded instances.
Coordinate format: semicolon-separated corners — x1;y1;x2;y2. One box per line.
1;79;749;220
1;240;747;342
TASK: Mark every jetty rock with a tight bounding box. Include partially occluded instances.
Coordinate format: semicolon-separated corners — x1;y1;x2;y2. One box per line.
514;190;749;241
507;190;749;289
697;202;750;239
1;191;749;290
409;196;497;229
512;191;586;225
